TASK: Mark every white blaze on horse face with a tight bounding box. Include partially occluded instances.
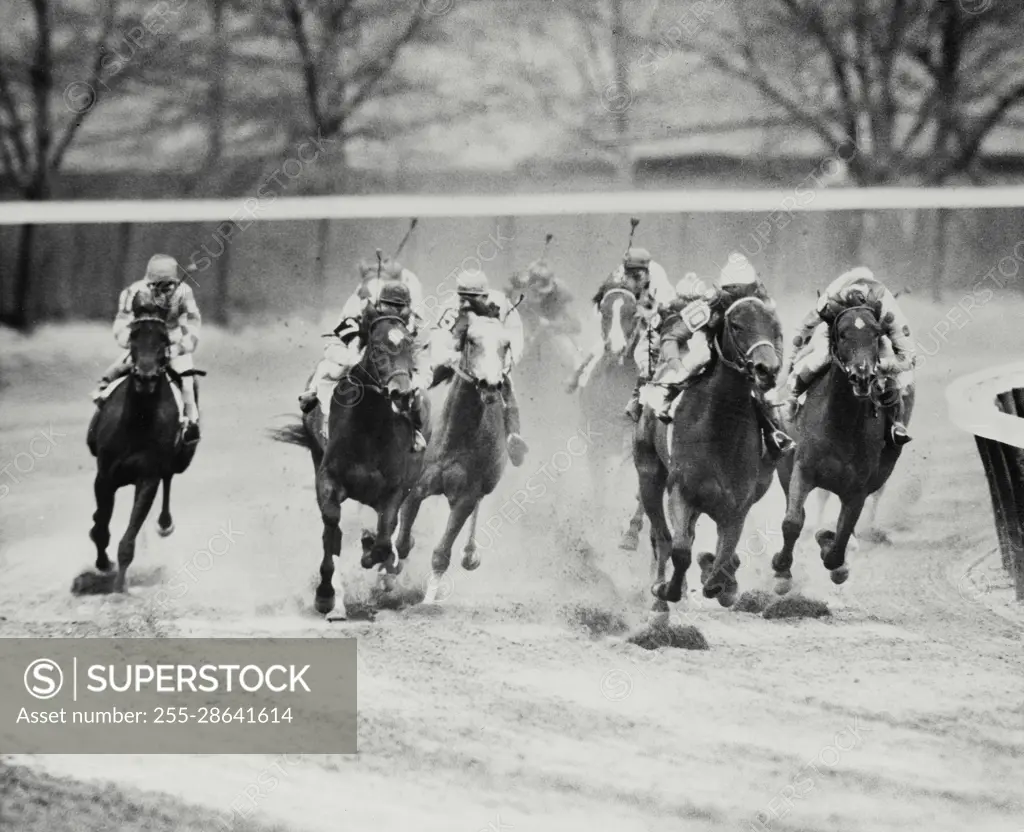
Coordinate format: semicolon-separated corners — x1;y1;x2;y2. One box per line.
468;319;506;386
388;328;406;347
608;298;627;354
854;316;866;330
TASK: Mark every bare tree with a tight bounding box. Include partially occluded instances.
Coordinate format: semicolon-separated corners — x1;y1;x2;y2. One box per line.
0;0;182;328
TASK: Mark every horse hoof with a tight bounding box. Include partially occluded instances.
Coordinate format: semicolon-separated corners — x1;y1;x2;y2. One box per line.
651;581;669;601
461;550;481;571
774;576;793;595
326;605;348;622
718;589;738;608
360;552;376;569
815;529;836;554
156;521;175;537
703;583;722;601
830;565;850;585
360;530;375;551
95;560;113;574
619;529;640;551
314;594;335;616
697;553;715;585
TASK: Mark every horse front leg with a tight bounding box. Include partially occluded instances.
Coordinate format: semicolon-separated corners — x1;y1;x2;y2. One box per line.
90;474;116;573
395;489;424;562
637;456;671;623
315;468;346;620
423;495;477;605
368;489;409;592
113;478;160;593
461;503;483;571
659;487;700;605
156;475;175;537
619;490;645;551
772;465;814;595
818;494;866;585
701;518;745;608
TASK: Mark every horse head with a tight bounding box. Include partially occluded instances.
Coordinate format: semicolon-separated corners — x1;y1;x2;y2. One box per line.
598;286;639;362
361;309;417;403
127;303;170;396
457;313;511;403
830;306;884;399
717;294;783;393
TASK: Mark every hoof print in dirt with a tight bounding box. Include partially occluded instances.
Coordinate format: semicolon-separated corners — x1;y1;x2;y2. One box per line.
70;570;117;596
627;623;709;651
762;594;831;620
733;589;774;614
565;604;629;638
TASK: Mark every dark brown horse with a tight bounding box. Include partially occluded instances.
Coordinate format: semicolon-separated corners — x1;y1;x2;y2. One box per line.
771;306;914;592
85;305;201;593
577;284;646;549
271;309;427;620
634;292;784;620
395;313;511;603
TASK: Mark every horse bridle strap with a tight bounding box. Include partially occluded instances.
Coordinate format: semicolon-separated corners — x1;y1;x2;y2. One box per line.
357;314;414;394
715;296;778;374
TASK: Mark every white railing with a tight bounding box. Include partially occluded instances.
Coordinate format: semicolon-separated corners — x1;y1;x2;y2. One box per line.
5;185;1024;225
947;362;1024;602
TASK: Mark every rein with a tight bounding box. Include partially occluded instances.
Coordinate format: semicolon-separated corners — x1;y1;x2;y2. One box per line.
354;314;414;395
713;296;779;379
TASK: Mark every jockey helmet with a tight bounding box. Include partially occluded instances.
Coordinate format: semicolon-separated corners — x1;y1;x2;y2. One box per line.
145;254;181;305
676;271;708;297
357;259;377;280
526;260;555;294
718;252;757;286
623;247;651;272
837;266;875;284
377;281;412;311
455;269;489;298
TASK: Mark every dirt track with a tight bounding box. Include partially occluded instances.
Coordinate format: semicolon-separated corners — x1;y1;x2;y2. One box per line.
2;294;1023;832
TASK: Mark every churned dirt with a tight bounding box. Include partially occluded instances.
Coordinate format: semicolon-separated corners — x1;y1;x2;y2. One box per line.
2;294;1023;832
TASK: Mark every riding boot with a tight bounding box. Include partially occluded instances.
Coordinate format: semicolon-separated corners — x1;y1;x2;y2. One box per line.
409;389;428;452
888;394;912;446
655;387;678;424
625;376;643;423
181;376;200;442
501;376;528;467
752;393;795;458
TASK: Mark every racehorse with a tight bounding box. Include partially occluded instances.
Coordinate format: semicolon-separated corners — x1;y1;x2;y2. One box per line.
771;305;914;592
85;302;201;593
634;292;784;618
577;284;646;549
395;313;510;603
271;308;427;620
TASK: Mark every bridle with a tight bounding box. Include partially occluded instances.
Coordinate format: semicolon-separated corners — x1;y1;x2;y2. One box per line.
128;315;170;381
600;286;642;356
828;305;885;402
452;317;508;394
356;313;414;396
712;296;780;382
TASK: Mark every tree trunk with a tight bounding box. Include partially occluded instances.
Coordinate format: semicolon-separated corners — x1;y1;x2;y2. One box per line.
610;0;632;188
202;0;227;190
2;180;49;331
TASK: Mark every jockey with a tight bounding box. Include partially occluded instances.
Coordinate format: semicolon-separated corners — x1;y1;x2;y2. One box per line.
90;254;202;442
298;279;430;451
783;266;915;445
515;258;582;366
564;246;674;393
340;255;424;320
434;269;529;467
631;252;795;457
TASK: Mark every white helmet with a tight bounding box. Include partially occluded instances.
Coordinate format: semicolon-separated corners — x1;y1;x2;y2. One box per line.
718;252;757;286
837;266;875;283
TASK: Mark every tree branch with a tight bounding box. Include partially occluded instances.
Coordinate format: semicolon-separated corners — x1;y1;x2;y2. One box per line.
281;0;325;132
953;77;1024;172
29;0;53;185
49;0;119;171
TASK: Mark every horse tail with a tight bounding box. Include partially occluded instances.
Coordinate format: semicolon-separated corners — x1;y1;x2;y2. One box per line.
268;420;314;451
